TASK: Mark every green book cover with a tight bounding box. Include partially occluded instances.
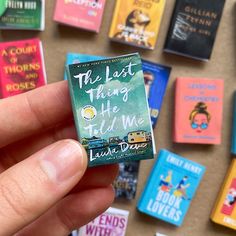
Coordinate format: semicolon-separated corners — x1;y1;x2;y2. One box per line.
0;0;45;30
67;53;156;167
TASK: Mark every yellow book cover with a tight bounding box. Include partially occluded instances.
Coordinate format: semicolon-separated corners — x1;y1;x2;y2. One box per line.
211;159;236;230
109;0;166;50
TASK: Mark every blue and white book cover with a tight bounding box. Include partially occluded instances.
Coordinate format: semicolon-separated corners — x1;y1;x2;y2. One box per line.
137;149;205;226
142;60;171;128
64;53;104;80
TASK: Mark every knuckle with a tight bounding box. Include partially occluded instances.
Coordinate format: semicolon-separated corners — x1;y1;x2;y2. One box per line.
0;176;28;218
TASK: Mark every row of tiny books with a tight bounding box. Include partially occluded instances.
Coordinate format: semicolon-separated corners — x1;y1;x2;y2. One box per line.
0;0;226;61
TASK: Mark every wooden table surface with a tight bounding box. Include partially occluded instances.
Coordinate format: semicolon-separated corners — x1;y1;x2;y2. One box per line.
1;1;235;235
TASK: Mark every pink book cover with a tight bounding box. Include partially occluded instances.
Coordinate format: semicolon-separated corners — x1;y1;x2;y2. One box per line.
53;0;106;33
0;38;47;98
174;77;224;144
78;207;129;236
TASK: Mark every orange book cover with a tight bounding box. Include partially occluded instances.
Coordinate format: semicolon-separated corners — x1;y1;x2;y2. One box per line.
109;0;166;50
211;159;236;230
174;77;224;144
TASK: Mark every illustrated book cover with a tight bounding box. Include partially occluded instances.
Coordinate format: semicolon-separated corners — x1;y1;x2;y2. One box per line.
113;161;140;200
142;60;171;128
78;207;129;236
137;149;205;226
0;38;47;98
54;0;106;33
211;159;236;230
0;0;45;30
66;53;156;167
109;0;166;50
174;77;224;144
164;0;225;61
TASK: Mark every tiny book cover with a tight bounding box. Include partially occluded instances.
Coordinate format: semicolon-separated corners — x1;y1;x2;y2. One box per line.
64;53;104;80
231;92;236;155
54;0;106;33
174;77;224;144
0;0;45;30
0;38;47;98
67;53;155;167
164;0;225;61
78;207;129;236
109;0;166;50
113;161;140;200
142;60;171;128
137;149;205;226
211;159;236;230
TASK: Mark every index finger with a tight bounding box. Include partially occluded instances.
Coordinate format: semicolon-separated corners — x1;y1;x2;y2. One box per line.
0;81;73;148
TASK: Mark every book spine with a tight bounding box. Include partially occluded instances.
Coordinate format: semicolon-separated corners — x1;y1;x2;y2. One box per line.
38;40;47;84
41;0;45;31
231;91;236;155
109;0;121;38
137;150;163;211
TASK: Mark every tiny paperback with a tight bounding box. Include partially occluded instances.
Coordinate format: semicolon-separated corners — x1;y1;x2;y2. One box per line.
164;0;225;61
113;161;140;200
142;60;171;128
67;53;155;167
211;159;236;230
0;0;45;30
109;0;166;50
232;92;236;155
78;207;129;236
174;77;224;144
137;149;205;226
0;38;47;98
54;0;106;32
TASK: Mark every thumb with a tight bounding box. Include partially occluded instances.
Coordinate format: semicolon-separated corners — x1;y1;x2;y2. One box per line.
0;140;87;236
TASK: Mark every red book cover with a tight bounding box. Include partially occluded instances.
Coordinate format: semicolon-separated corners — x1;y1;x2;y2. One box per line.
0;38;47;98
174;77;224;144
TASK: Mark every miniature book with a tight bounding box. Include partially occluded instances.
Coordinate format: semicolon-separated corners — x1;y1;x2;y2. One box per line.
231;92;236;155
0;38;47;98
164;0;225;61
66;53;155;167
0;0;45;30
109;0;166;50
64;53;104;80
137;149;205;226
113;161;140;200
78;207;129;236
174;77;224;144
54;0;106;33
211;159;236;230
142;60;171;128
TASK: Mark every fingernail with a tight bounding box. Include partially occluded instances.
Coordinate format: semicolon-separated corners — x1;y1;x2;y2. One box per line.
40;140;86;182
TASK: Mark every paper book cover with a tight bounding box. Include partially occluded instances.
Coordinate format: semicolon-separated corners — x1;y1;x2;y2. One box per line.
231;92;236;155
211;159;236;230
174;77;224;144
164;0;225;61
64;53;104;80
142;60;171;128
0;0;45;30
54;0;106;33
137;149;205;226
78;207;129;236
113;161;140;200
0;38;47;98
67;53;155;167
109;0;166;50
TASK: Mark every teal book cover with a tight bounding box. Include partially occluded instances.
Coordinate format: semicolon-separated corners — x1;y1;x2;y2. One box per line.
0;0;45;30
67;53;156;167
137;149;205;226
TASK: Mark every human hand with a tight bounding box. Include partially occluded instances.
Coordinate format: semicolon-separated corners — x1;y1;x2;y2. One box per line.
0;81;118;236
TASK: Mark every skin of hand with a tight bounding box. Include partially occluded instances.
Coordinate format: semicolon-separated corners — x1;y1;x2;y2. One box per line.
0;81;119;236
